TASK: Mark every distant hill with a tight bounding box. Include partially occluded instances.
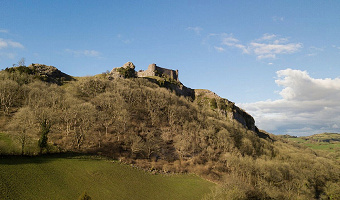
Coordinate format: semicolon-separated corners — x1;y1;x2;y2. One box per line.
303;132;340;142
281;132;340;144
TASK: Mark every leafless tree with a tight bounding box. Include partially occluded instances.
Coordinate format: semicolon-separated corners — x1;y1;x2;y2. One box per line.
0;79;20;114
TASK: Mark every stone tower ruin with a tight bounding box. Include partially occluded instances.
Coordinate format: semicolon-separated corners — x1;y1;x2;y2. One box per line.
137;63;179;81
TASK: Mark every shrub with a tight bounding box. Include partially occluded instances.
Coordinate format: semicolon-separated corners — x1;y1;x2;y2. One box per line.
117;67;136;78
210;98;217;109
78;191;92;200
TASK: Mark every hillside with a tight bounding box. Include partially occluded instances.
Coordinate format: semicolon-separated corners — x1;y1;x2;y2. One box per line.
1;63;340;199
304;132;340;142
0;154;214;200
282;133;340;160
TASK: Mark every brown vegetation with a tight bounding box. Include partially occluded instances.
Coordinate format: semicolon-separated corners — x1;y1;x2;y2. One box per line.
0;65;339;199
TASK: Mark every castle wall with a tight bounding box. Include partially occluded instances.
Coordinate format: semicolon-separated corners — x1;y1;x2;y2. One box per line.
137;64;155;77
137;64;179;81
154;66;179;81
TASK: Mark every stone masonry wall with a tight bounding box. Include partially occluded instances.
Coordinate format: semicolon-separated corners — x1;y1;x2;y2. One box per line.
137;64;179;81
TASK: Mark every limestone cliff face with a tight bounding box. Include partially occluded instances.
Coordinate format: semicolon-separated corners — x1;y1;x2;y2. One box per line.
230;105;256;132
194;89;257;132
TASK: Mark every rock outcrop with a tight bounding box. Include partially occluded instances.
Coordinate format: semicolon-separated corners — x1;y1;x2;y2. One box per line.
109;62;136;79
194;89;258;133
28;63;75;85
110;62;135;74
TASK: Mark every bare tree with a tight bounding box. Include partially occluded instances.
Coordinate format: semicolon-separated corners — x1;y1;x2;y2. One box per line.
68;103;97;149
7;107;36;155
0;79;20;114
17;57;25;67
92;91;129;140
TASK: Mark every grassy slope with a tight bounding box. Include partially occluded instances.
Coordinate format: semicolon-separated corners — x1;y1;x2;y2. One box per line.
287;133;340;152
286;134;340;161
0;132;19;155
0;155;214;200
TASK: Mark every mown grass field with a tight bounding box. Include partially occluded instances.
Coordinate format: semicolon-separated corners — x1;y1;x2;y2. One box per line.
0;154;214;200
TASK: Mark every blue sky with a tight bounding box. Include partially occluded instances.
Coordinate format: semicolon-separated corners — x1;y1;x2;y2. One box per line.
1;1;340;136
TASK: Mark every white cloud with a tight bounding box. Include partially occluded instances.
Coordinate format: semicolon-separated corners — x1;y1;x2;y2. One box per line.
0;52;16;59
7;40;24;49
0;29;9;33
0;38;24;60
240;69;340;136
187;26;203;35
222;36;249;53
214;46;225;52
332;45;339;49
208;33;302;60
249;37;302;60
272;16;284;22
307;46;324;57
0;40;6;49
258;33;277;41
117;34;133;44
332;124;339;129
221;35;239;45
0;38;24;49
257;54;276;60
207;33;249;53
65;49;101;58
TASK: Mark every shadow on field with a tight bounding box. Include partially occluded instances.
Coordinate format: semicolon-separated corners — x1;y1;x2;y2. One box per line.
0;152;97;165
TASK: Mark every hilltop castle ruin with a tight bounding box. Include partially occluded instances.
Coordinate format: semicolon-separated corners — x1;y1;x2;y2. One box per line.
137;63;179;81
110;62;179;81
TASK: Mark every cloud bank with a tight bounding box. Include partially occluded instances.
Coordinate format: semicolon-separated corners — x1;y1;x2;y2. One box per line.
240;69;340;136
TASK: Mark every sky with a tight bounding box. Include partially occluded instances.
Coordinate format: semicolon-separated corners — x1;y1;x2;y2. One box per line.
1;0;340;136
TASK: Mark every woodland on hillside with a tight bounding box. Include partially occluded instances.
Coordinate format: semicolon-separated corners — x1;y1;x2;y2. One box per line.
0;64;339;199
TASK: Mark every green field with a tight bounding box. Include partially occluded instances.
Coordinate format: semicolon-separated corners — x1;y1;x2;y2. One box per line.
0;155;214;200
0;132;18;155
285;133;340;160
287;134;340;152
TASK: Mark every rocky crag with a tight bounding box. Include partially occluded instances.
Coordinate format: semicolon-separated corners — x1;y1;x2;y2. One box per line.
193;89;266;138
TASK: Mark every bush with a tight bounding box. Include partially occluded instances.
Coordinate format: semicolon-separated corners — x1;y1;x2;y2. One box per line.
78;191;92;200
210;98;217;109
117;67;136;78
